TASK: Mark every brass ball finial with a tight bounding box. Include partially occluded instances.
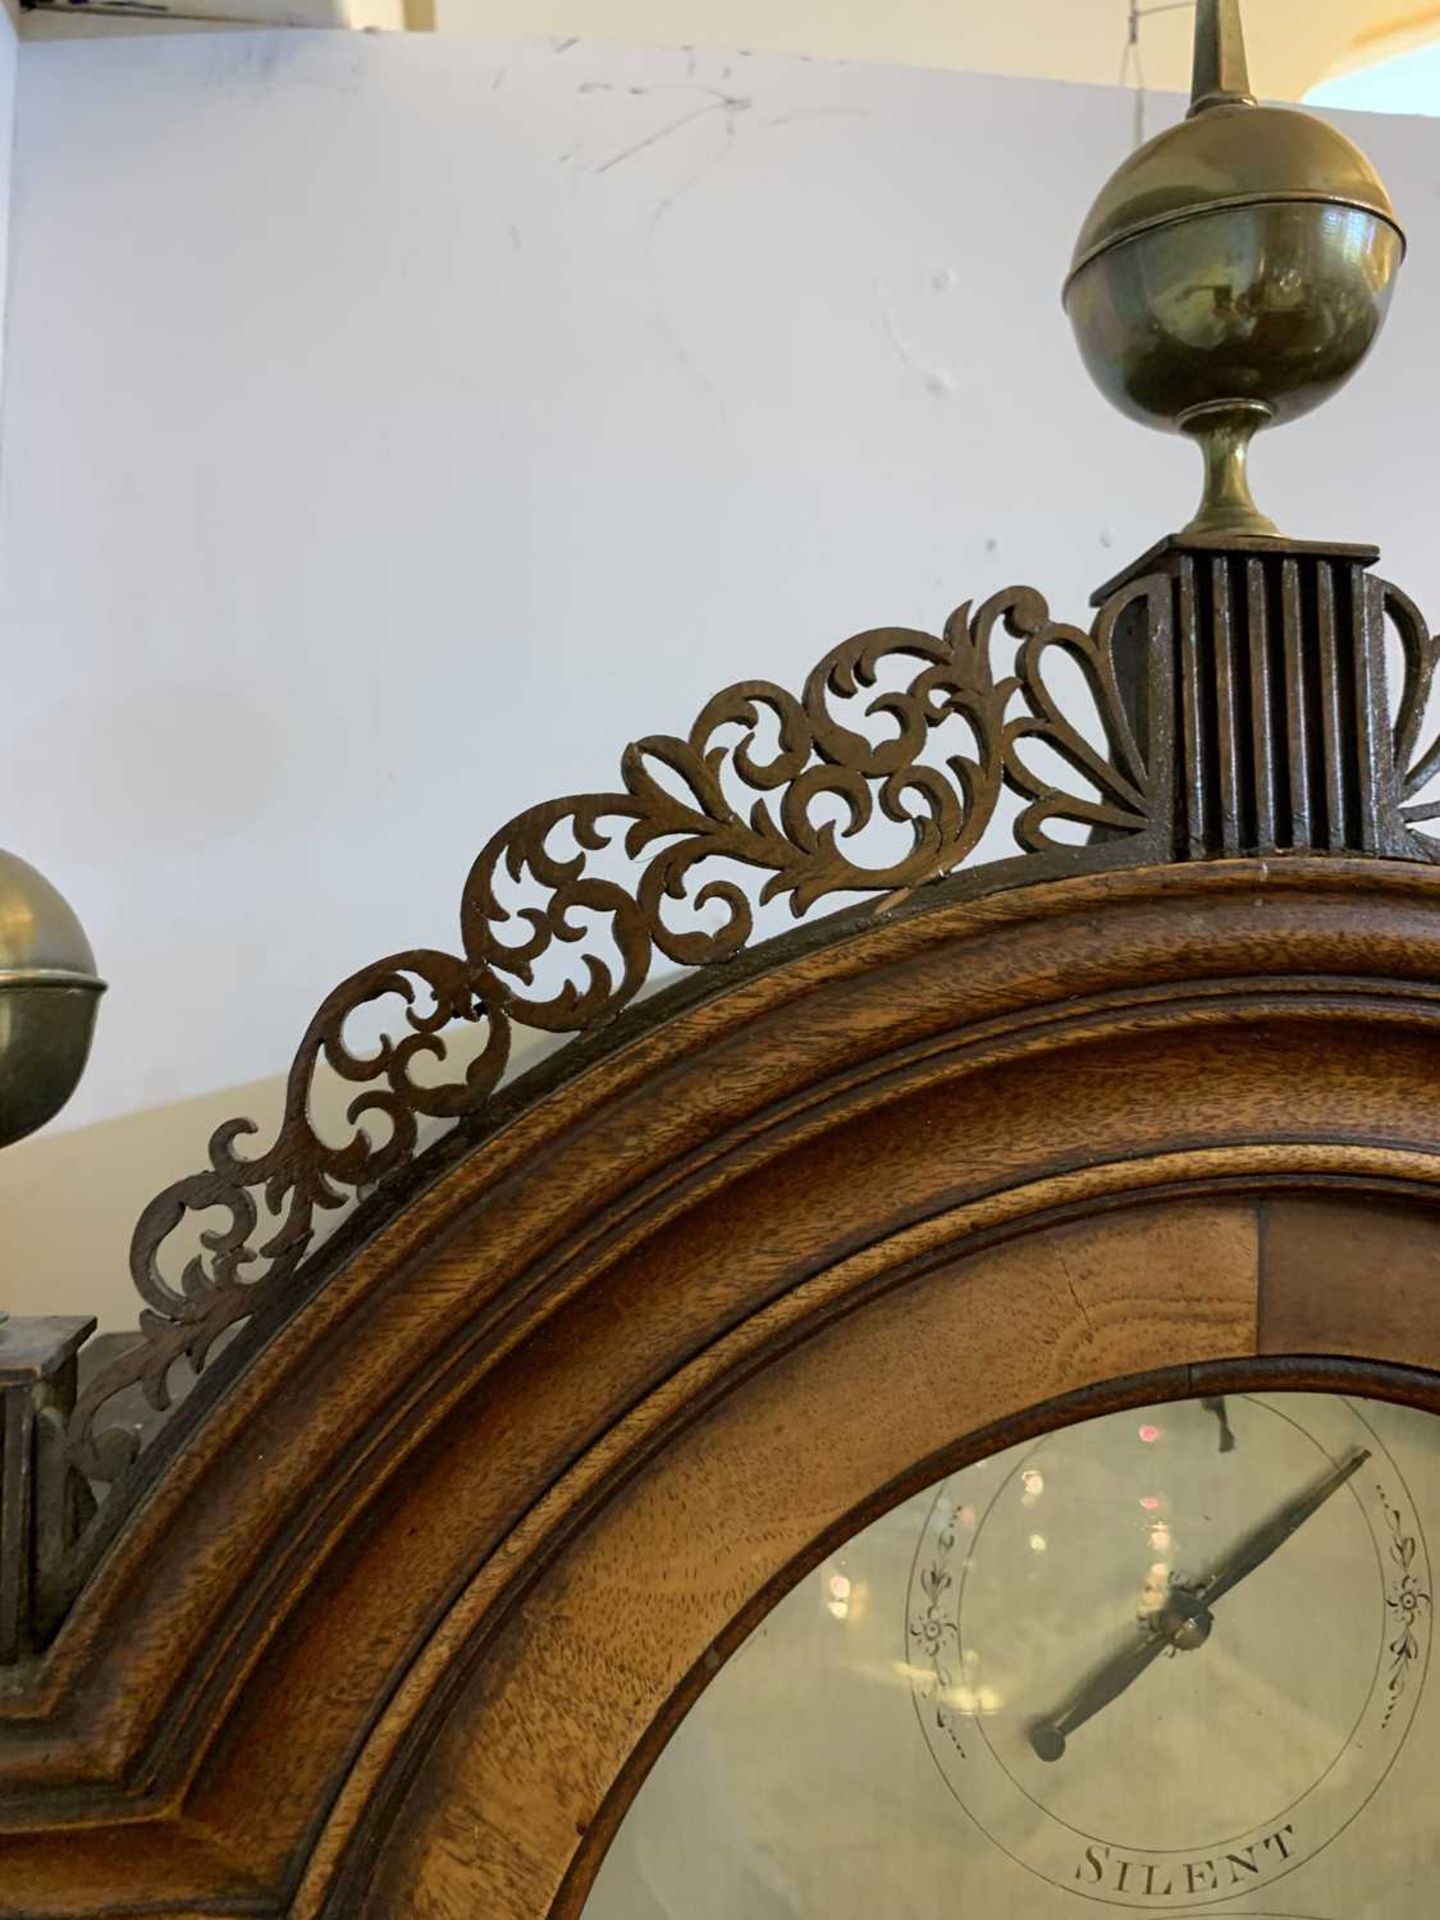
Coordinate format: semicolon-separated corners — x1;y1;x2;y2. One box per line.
0;850;104;1148
1064;0;1406;541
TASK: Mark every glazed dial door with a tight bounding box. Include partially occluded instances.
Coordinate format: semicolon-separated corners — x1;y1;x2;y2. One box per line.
581;1393;1437;1917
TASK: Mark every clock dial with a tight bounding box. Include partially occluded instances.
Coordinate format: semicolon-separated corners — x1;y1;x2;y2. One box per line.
582;1393;1439;1919
907;1394;1429;1907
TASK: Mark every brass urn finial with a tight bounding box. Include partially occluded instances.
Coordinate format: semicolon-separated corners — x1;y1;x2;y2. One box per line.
1064;0;1406;542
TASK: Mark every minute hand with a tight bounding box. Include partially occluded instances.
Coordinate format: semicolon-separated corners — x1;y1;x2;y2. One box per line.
1196;1445;1371;1609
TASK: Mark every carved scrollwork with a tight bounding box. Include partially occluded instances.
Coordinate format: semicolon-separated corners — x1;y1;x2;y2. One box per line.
1385;581;1440;845
67;581;1163;1487
457;598;1008;1017
1000;581;1152;852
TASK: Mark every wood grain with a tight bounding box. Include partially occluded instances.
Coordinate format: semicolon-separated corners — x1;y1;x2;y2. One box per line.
359;1202;1260;1918
5;861;1440;1916
1262;1194;1440;1369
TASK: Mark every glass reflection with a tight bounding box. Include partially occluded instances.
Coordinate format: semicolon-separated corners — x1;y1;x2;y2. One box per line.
583;1393;1440;1918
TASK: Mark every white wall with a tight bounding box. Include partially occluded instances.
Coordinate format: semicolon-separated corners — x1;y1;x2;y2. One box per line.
3;30;1440;1324
0;4;17;433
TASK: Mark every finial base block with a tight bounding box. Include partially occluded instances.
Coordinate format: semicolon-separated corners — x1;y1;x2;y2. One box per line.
0;1316;96;1664
1093;536;1413;863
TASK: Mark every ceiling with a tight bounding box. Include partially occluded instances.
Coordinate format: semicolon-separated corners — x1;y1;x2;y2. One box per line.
424;0;1440;100
25;0;1440;103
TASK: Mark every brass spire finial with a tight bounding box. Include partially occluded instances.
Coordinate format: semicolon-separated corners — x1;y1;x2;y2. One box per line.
1065;0;1405;543
1189;0;1255;117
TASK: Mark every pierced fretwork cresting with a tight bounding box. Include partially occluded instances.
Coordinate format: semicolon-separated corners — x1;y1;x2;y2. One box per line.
54;539;1440;1617
63;575;1174;1503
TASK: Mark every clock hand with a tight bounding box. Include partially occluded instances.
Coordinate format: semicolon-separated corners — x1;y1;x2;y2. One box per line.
1202;1395;1236;1453
1029;1446;1370;1764
1195;1445;1370;1610
1029;1584;1211;1762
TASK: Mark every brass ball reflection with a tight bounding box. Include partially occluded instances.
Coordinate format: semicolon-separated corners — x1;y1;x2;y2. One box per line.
0;850;104;1148
1064;99;1405;540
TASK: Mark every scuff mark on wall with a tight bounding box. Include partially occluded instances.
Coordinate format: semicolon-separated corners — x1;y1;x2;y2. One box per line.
650;304;725;409
875;275;955;398
594;90;749;177
650;97;750;229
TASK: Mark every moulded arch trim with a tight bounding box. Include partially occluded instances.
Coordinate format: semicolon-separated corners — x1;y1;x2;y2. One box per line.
11;862;1440;1919
323;1189;1440;1917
